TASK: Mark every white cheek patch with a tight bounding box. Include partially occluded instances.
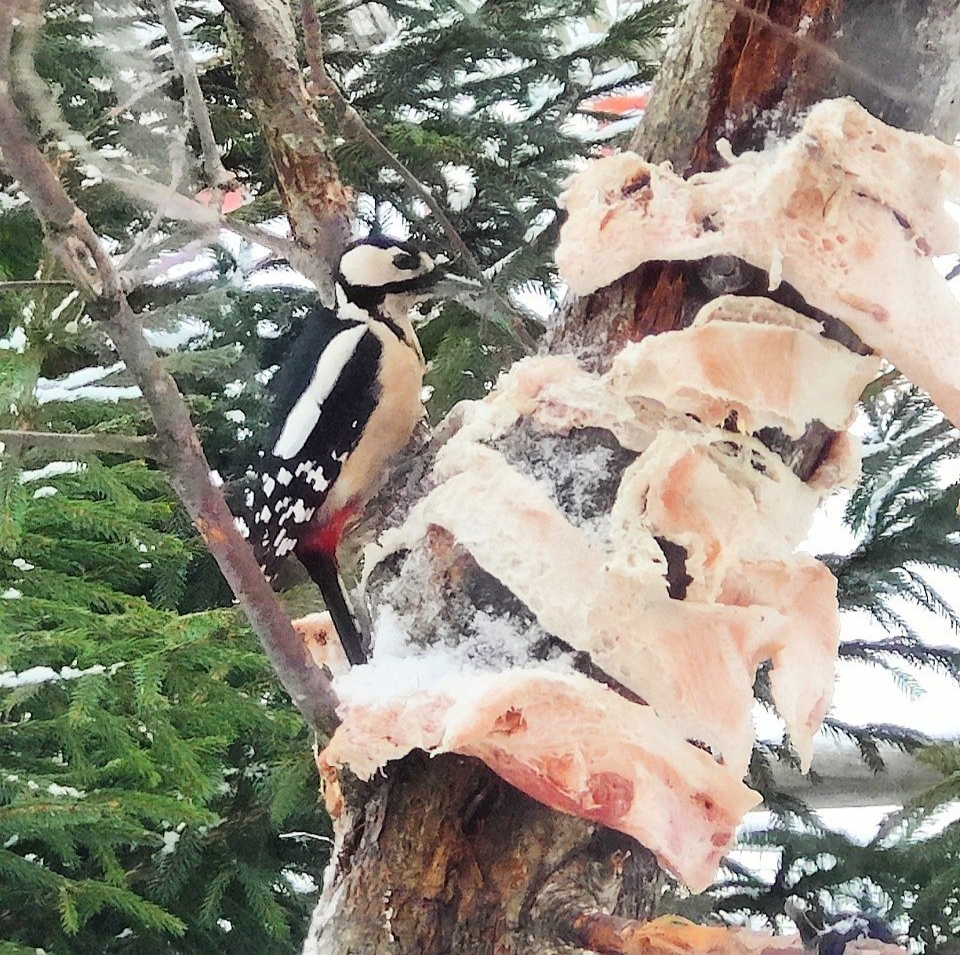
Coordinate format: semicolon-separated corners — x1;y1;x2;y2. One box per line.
272;324;368;459
338;244;426;288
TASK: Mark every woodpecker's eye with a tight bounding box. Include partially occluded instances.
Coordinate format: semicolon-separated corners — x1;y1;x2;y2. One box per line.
392;251;421;272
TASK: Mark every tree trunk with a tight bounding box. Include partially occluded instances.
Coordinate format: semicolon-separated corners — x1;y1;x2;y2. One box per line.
304;3;960;952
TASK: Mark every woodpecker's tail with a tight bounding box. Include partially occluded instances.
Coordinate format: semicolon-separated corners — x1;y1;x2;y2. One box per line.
305;551;367;666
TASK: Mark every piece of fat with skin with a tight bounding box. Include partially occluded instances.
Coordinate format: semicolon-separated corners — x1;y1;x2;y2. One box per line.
292;612;351;678
800;98;960;256
320;666;761;893
607;296;882;439
439;355;654;466
617;429;823;602
556;99;960;427
372;442;784;771
718;556;839;772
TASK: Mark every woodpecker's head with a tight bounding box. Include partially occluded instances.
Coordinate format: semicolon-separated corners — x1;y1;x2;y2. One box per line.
335;235;438;326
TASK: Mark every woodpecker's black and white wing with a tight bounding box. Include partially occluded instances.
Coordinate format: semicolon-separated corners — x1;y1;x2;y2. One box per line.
239;307;384;578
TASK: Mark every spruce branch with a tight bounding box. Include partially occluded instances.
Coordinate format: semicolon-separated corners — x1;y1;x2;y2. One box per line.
299;0;537;350
0;429;163;459
0;4;339;737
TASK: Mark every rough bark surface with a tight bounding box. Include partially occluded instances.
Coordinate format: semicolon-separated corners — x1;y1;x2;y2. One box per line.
307;753;659;955
306;2;960;952
221;0;351;299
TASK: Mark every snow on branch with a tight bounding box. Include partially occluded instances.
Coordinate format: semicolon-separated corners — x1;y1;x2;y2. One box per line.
558;98;960;425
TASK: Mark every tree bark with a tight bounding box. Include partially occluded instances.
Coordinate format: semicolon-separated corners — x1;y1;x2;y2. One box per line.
305;2;960;952
306;753;660;955
220;0;352;300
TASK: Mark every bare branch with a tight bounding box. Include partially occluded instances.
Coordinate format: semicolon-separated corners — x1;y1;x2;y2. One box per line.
0;429;163;459
6;5;297;286
299;0;537;349
0;4;339;737
0;280;77;291
117;115;190;274
153;0;235;192
104;70;176;125
563;912;814;955
222;216;301;261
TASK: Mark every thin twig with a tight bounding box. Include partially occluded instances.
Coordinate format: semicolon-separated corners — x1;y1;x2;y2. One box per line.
117;117;190;273
118;0;231;272
299;0;537;350
222;216;299;259
153;0;235;191
8;0;316;294
0;429;163;459
0;280;77;291
0;4;339;737
12;13;221;231
103;70;176;124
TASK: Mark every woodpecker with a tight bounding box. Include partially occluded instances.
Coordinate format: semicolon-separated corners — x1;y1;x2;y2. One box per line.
241;234;439;666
